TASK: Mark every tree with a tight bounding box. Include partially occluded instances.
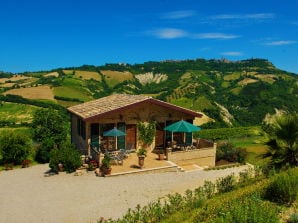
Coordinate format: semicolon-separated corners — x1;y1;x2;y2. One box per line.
49;142;82;173
263;113;298;169
0;131;32;164
32;108;68;163
32;108;68;147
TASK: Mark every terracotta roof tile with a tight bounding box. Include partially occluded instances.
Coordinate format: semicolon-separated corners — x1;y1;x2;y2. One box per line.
67;94;151;119
67;94;202;120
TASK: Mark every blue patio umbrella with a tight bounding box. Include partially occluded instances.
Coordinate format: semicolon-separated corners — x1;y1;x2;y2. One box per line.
103;127;126;137
103;127;126;150
164;120;201;144
164;120;201;133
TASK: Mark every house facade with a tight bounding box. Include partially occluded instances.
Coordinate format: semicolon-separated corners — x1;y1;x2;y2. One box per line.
67;94;203;157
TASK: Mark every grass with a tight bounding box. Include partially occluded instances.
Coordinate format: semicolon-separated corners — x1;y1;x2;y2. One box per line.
223;136;269;166
0;127;32;135
223;72;240;81
53;86;92;102
171;97;193;108
100;70;133;87
0;102;40;124
53;77;93;102
4;85;55;100
74;70;101;81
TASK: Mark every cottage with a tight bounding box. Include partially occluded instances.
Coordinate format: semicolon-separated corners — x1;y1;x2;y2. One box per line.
67;94;203;156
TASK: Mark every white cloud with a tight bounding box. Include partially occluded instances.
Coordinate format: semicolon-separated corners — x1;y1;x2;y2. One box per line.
221;51;243;56
211;13;274;20
148;28;188;39
161;10;196;19
193;33;240;40
265;40;297;46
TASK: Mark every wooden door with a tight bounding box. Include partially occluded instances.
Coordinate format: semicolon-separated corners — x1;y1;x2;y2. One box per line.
126;124;136;150
155;123;165;148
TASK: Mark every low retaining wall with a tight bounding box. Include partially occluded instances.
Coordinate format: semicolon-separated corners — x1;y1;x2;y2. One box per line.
167;145;216;167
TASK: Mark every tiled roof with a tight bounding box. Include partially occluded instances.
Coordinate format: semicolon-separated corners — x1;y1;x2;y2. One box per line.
67;94;202;120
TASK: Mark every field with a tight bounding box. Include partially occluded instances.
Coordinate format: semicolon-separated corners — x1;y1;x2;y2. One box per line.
223;72;240;81
0;102;39;124
228;136;269;165
53;86;92;102
100;70;133;87
238;78;259;85
52;77;93;102
4;85;55;100
44;72;59;77
74;70;101;81
0;75;31;83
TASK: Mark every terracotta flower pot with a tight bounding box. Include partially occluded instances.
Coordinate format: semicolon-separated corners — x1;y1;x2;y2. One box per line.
138;156;145;169
58;163;64;172
100;166;112;176
158;153;165;160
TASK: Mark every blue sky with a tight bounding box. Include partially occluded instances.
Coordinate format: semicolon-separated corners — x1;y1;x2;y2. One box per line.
0;0;298;73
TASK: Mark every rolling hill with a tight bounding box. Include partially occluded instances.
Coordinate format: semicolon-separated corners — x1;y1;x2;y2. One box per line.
0;58;297;127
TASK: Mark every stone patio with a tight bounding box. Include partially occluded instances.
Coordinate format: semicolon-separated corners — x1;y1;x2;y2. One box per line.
100;151;179;176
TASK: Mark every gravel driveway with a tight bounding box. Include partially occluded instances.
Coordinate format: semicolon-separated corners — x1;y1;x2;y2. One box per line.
0;164;249;223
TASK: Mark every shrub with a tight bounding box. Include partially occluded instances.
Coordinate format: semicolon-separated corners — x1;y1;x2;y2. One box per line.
215;195;280;223
0;130;32;164
216;174;236;193
35;138;56;163
49;142;82;173
288;213;298;223
264;168;298;205
216;142;247;163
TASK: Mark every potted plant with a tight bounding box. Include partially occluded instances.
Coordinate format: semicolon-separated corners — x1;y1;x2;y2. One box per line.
158;149;165;160
88;160;98;171
137;121;156;150
21;159;31;168
137;148;147;169
100;154;112;176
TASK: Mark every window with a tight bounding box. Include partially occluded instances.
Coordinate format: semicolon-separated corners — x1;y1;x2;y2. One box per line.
77;118;86;139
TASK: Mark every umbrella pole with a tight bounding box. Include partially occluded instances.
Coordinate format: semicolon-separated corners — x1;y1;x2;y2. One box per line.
115;136;117;150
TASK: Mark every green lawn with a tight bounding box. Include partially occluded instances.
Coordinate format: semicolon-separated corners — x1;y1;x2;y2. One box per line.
0;102;40;124
223;136;269;166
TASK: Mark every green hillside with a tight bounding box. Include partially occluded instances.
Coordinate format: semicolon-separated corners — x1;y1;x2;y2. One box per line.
0;58;297;127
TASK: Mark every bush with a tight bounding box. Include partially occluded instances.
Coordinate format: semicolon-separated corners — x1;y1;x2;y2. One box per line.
216;142;247;163
216;174;236;193
35;138;56;163
49;142;82;173
0;130;32;164
215;195;280;223
264;168;298;205
288;213;298;223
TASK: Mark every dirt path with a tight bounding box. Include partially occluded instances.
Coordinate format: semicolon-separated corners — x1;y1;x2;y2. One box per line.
0;164;249;223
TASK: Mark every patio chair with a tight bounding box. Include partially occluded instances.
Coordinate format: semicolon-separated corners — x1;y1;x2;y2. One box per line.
126;143;136;153
107;151;124;165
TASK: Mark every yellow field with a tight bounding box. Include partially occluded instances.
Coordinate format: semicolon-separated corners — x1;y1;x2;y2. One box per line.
62;70;74;75
4;85;55;100
1;83;15;87
0;75;31;83
194;113;214;126
44;72;59;77
255;74;276;83
223;73;240;81
100;70;133;86
74;70;101;81
238;78;259;85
